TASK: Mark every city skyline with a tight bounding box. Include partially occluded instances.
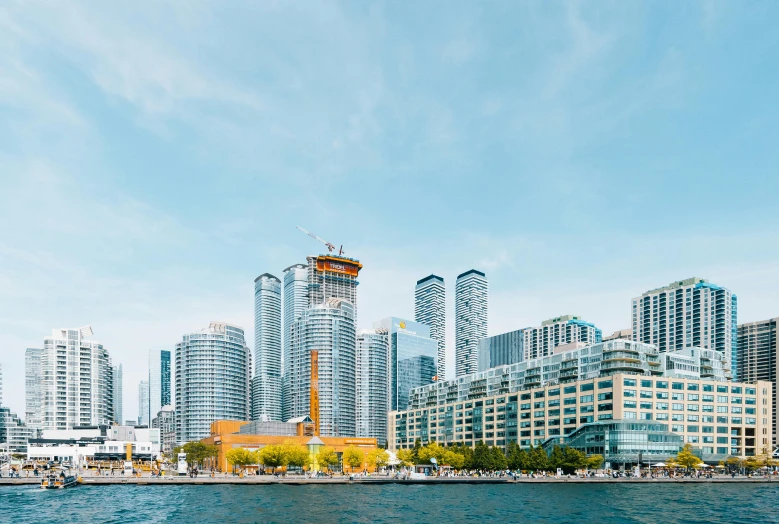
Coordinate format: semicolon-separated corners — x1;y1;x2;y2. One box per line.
2;2;779;422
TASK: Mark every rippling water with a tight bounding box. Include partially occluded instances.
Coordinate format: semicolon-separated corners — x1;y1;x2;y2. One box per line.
2;483;778;523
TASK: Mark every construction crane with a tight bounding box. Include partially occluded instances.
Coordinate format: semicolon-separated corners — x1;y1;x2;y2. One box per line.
296;226;344;255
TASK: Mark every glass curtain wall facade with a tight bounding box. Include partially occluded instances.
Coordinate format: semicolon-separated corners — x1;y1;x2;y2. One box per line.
356;329;390;445
737;318;778;446
253;273;282;422
542;421;684;466
175;322;250;444
478;329;524;372
282;264;308;422
455;270;488;377
148;350;171;426
113;364;123;425
375;317;438;412
25;348;43;429
138;380;149;426
632;278;737;378
415;275;446;380
40;327;114;430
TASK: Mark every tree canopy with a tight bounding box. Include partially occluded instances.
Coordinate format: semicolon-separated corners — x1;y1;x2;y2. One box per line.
258;445;288;472
316;446;339;471
173;442;219;466
395;448;414;467
282;440;310;469
342;445;365;472
366;448;390;470
675;443;703;470
225;448;258;470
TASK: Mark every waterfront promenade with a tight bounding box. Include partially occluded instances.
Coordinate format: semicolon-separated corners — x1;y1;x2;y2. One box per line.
0;475;775;486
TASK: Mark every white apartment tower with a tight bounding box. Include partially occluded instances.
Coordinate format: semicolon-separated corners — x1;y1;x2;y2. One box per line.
523;315;602;360
282;264;308;422
175;321;250;444
25;348;43;429
252;273;282;422
632;277;737;377
288;299;356;437
40;326;114;430
455;270;488;377
356;328;390;445
415;275;446;380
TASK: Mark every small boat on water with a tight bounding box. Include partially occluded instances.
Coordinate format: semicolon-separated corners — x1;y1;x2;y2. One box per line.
41;470;78;489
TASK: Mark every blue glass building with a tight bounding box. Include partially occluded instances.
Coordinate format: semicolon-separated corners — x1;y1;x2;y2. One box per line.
375;317;438;411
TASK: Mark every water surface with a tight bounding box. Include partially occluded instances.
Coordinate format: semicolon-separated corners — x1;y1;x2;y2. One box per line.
2;483;777;523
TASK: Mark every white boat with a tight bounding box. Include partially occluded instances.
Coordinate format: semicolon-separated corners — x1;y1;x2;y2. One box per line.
41;471;78;489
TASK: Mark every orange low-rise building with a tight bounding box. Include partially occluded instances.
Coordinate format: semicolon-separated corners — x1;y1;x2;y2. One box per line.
202;418;378;473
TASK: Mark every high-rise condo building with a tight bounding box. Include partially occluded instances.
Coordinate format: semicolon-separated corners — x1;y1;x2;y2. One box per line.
175;321;250;444
523;315;602;360
138;380;150;426
39;326;114;430
455;270;488;377
148;350;170;426
737;318;777;446
113;364;123;425
356;328;390;445
375;317;438;412
252;273;282;422
632;278;737;377
288;299;356;436
305;255;363;307
477;329;524;372
282;264;308;421
25;348;43;429
415;275;446;380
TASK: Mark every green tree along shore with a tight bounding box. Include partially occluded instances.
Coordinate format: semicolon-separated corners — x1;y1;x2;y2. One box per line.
408;439;604;474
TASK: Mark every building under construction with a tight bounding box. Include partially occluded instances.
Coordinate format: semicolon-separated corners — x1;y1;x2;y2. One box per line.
305;254;363;307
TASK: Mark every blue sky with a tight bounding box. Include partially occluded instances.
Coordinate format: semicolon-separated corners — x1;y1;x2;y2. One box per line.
1;1;778;420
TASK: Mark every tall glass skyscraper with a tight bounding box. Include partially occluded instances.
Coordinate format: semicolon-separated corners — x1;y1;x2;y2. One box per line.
24;348;43;429
632;277;737;377
356;328;390;445
289;299;356;437
148;349;171;423
282;264;308;422
455;270;488;377
375;317;437;412
253;273;282;421
175;321;250;444
113;364;123;425
138;380;150;425
415;275;446;380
